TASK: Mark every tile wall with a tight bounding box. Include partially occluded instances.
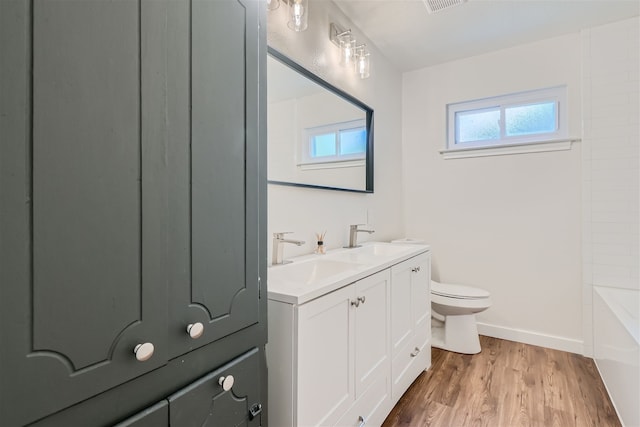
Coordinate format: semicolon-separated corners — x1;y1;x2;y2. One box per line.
581;17;640;356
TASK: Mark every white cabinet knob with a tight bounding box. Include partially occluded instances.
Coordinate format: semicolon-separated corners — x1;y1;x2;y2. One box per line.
187;322;204;339
218;375;235;391
410;346;420;357
133;342;154;361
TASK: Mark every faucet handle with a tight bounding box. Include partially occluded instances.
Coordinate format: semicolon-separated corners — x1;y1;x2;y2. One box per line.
273;231;293;239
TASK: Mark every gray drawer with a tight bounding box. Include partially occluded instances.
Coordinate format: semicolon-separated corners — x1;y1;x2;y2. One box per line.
168;348;262;427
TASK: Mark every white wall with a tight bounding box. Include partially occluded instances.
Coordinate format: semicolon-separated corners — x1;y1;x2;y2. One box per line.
267;1;404;260
402;34;584;353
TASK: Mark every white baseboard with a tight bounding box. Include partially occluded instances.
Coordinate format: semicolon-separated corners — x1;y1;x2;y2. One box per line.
477;322;584;355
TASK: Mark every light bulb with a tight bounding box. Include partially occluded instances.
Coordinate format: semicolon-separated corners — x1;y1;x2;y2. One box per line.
287;0;308;32
340;39;355;67
356;50;370;79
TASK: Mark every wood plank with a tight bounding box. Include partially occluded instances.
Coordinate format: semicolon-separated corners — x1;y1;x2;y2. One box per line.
383;336;622;427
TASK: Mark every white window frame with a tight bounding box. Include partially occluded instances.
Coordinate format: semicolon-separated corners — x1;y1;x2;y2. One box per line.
298;119;367;169
442;86;578;159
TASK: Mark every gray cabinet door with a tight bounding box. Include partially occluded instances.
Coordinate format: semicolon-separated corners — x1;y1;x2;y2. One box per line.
0;1;170;425
168;348;262;427
0;0;265;424
167;0;262;358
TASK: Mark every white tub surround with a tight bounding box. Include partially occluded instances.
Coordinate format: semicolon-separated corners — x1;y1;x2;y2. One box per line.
267;242;431;427
594;287;640;427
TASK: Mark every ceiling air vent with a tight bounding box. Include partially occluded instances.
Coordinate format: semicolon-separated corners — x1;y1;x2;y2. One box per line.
423;0;467;14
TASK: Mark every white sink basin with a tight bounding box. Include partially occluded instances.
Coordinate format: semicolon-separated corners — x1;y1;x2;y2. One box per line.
269;259;364;285
326;243;412;263
352;243;411;257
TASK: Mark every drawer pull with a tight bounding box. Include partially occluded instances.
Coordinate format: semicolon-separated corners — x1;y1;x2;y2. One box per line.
351;299;360;308
187;322;204;339
357;296;366;305
218;375;235;391
410;346;420;357
411;266;421;273
133;342;154;362
249;403;263;420
358;415;366;427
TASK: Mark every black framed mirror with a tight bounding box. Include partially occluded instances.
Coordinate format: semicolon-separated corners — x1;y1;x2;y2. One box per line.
267;47;374;193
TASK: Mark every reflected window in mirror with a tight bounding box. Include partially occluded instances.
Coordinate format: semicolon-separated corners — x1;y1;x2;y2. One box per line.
301;119;366;167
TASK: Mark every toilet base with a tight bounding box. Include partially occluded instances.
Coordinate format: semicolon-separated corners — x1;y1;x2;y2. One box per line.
431;314;482;354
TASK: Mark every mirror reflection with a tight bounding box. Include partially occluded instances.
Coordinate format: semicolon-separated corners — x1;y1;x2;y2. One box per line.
267;48;373;193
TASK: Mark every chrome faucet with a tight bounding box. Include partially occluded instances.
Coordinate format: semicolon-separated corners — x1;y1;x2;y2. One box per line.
272;232;305;265
346;224;375;248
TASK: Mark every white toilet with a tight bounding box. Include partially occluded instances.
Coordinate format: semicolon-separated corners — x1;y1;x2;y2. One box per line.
431;280;491;354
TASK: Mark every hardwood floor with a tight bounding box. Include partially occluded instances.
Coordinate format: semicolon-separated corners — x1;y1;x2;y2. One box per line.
382;336;621;427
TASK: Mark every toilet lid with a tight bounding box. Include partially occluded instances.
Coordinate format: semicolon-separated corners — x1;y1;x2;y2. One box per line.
431;280;490;299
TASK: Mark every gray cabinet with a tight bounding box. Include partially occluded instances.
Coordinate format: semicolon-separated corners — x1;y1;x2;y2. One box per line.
0;0;266;425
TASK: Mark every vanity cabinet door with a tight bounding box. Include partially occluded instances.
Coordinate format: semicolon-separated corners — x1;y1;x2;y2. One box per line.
391;261;414;359
390;253;432;401
0;1;170;425
354;270;391;397
411;254;431;342
297;285;356;427
167;0;262;359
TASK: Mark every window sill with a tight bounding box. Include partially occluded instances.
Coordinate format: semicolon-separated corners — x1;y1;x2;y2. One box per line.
439;138;580;160
298;159;365;170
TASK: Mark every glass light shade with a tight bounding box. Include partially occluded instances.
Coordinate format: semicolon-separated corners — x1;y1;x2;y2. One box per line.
287;0;308;32
266;0;280;11
356;52;370;79
339;38;356;67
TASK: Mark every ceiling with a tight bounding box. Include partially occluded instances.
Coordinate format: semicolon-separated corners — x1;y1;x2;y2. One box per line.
332;0;639;71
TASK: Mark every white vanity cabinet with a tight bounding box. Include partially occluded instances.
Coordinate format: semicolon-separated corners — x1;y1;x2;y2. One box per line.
269;270;391;427
267;245;431;427
390;253;431;401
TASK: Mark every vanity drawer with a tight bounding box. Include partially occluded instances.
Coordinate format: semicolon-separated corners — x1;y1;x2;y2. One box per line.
335;374;391;427
391;331;429;402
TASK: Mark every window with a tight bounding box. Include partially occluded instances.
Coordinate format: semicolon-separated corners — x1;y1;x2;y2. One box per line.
445;86;572;158
299;119;367;167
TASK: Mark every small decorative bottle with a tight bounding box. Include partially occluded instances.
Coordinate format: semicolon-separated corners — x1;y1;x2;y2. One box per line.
315;231;326;255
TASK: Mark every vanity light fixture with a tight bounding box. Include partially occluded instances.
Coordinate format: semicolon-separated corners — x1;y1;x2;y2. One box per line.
266;0;280;11
330;22;371;79
287;0;308;32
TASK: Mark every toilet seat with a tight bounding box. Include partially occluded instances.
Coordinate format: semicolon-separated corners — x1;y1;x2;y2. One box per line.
431;280;490;300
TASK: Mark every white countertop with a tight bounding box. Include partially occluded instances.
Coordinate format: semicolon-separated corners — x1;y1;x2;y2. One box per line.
267;242;430;305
